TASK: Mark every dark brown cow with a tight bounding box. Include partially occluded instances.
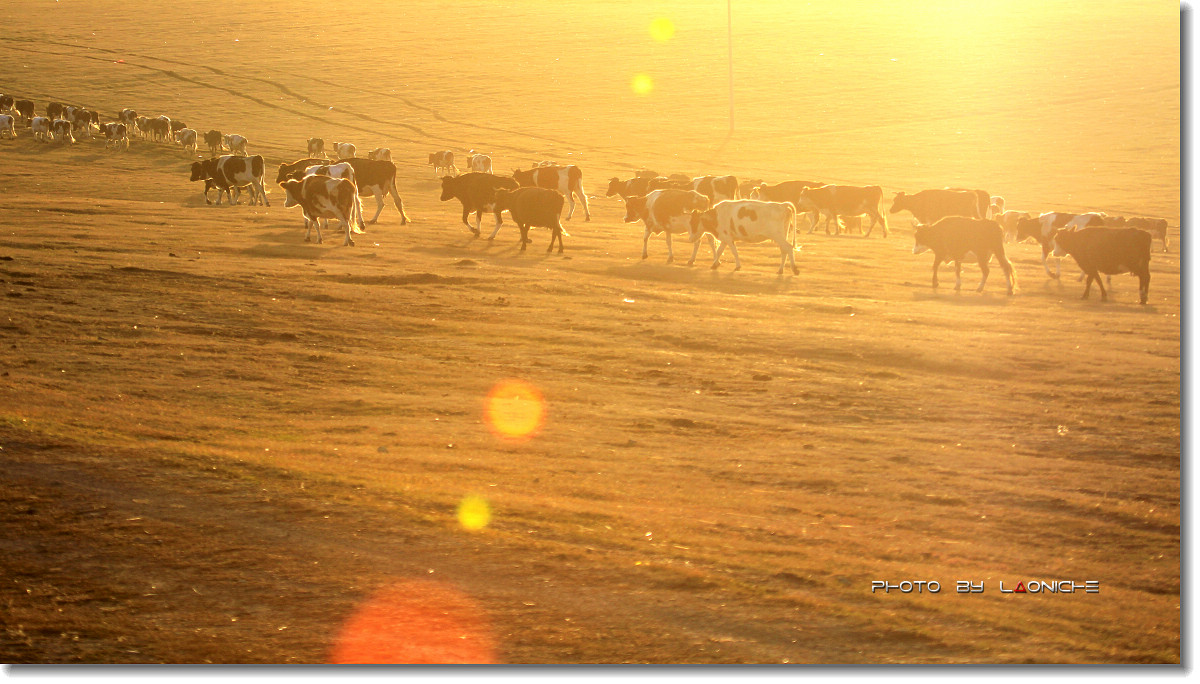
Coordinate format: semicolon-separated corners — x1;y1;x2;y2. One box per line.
46;102;66;121
440;172;521;238
0;95;12;112
512;165;589;221
1051;227;1151;304
912;217;1016;295
890;189;982;224
203;129;223;156
1016;212;1106;279
340;158;409;224
14;100;34;122
492;187;567;253
798;184;887;237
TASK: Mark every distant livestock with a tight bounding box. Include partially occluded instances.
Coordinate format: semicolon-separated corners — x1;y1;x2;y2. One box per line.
276;158;338;183
333;142;355;159
1125;217;1170;252
689;199;799;274
996;210;1032;242
0;95;12;113
118;109;137;133
439;172;520;238
467;152;492;174
606;175;660;200
46;102;66;121
190;155;269;206
279;176;366;246
30;117;50;142
912;217;1016;295
429;150;457;176
690;175;739;204
512;164;590;221
52;119;74;144
622;189;714;264
368;147;391;161
798;184;887;237
340;158;409;224
1052;227;1151;304
15;100;34;122
223;134;248;156
1016;212;1106;279
0;114;14;139
307;138;326;158
204;130;223;156
102;123;129;151
890;189;982;225
174;128;198;154
492;187;567;253
750;180;826;229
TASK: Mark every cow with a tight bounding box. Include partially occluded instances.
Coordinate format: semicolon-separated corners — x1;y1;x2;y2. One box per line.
798;184;887;237
307;137;326;158
30;116;50;142
368;147;391;161
0;95;12;113
204;129;223;156
102;122;129;151
492;187;568;253
536;160;557;167
174;128;198;154
429;150;457;176
52;119;74;144
145;117;170;143
750;180;826;230
989;196;1005;219
635;169;659;179
340;158;410;224
606;175;661;200
439;172;521;238
1015;212;1106;279
69;109;94;140
14;100;34;122
691;175;739;204
890;189;982;225
912;217;1016;295
512;164;590;221
333;142;355;159
947;187;992;220
279;176;367;246
276;158;338;183
135;116;151;139
1051;227;1151;304
189;155;270;206
738;178;764;199
301;161;356;185
170;120;187;135
119;108;137;132
622;189;714;264
1125;217;1170;252
46;102;66;121
0;114;14;140
996;210;1032;242
223;134;248;156
467;152;492;174
688;199;799;274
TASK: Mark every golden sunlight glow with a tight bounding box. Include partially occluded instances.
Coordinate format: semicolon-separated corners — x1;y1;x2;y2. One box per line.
457;495;491;531
330;581;497;664
648;17;675;42
631;72;654;96
484;379;545;441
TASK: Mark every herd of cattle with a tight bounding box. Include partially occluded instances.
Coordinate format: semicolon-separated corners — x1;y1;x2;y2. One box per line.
0;93;1174;304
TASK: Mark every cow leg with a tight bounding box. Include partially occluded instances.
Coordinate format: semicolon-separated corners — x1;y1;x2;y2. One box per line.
954;261;963;291
711;241;727;270
367;194;385;224
577;186;591;222
254;180;269;207
664;230;675;263
1081;274;1093;300
1138;268;1150;304
1040;248;1059;279
487;212;505;240
464;208;479;236
519;225;529;252
976;257;990;292
1094;273;1108;301
727;241;743;271
642;228;652;260
775;238;797;275
931;259;940;289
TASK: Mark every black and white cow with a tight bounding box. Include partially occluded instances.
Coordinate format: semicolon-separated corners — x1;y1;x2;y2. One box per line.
189;155;270;206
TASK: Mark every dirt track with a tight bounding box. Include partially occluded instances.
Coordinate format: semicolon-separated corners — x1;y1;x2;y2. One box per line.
0;0;1181;664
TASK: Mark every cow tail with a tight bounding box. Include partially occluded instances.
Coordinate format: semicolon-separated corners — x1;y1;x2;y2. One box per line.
390;176;410;223
353;192;366;234
995;231;1017;291
788;203;797;251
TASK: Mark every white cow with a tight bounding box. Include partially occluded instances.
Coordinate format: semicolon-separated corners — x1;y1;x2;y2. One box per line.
0;114;15;139
333;142;356;159
174;128;198;154
466;150;493;174
223;134;248;156
688;199;799;274
30;116;51;142
368;147;391;161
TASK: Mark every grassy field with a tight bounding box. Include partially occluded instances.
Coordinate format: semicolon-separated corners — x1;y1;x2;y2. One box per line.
0;0;1181;665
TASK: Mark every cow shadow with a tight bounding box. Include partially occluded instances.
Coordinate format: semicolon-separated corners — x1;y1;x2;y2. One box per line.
909;288;1015;306
606;261;797;295
242;243;328;260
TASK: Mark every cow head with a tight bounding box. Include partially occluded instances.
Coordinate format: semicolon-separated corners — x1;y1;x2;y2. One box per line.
606;178;623;197
889;192;909;214
622;196;648;223
685;191;711;213
1014;217;1042;243
493;189;515;213
912;224;932;255
688;209;718;242
512;168;534;187
428;152;439;164
189;161;209;182
1049;229;1074;258
279;179;303;208
439;176;459;201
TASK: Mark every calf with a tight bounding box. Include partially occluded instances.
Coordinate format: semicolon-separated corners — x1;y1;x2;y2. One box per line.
492;187;567;253
368;147;391;161
307;137;326;157
798;184;887;236
512;164;590;221
204;129;223;155
189;155;270;206
51;119;74;144
1051;227;1151;304
30;116;50;142
279;176;367;246
911;217;1016;295
333;141;355;159
429;150;457;176
890;189;981;225
688;199;799;274
0;114;14;139
439;172;521;238
1125;217;1170;253
223;134;248;156
691;175;739;204
622;189;714;264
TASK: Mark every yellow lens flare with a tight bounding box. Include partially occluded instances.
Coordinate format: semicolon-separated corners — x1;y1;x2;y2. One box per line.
649;17;676;42
457;495;491;531
631;73;654;96
484;378;545;442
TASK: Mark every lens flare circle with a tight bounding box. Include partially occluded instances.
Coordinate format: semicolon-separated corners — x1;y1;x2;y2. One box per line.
631;73;654;96
484;378;545;441
649;17;676;42
331;580;497;664
457;495;491;531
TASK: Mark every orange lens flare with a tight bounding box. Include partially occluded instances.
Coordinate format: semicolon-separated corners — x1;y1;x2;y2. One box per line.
330;580;497;664
484;379;545;442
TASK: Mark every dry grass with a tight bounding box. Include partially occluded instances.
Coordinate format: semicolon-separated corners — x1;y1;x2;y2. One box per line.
0;0;1180;665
